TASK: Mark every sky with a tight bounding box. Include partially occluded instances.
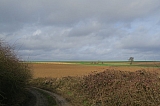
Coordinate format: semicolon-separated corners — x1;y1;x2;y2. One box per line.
0;0;160;61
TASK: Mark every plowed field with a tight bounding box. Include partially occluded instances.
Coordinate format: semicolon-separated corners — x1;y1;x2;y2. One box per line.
29;62;160;78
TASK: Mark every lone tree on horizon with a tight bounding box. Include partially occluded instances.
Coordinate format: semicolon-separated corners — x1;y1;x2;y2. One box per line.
129;57;134;65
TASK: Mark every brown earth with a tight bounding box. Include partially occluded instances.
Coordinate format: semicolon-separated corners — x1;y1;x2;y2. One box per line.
29;62;160;78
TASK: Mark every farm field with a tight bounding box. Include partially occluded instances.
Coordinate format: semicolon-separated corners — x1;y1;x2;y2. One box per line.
28;61;160;78
30;61;160;105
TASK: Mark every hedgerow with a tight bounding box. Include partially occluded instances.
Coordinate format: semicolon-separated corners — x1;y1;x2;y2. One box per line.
31;69;160;106
0;41;32;105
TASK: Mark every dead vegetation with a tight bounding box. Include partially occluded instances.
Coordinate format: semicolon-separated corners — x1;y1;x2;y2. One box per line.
0;41;32;105
30;69;160;106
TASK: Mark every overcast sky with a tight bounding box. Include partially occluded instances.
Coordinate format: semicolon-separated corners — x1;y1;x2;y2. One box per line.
0;0;160;61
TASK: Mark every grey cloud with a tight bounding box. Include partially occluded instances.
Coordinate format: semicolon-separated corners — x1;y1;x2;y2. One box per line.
68;20;102;36
1;0;160;61
1;0;160;25
118;34;160;52
0;2;35;24
43;0;160;25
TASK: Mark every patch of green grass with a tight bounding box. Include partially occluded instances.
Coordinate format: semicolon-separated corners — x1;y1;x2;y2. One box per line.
71;61;160;67
26;61;160;68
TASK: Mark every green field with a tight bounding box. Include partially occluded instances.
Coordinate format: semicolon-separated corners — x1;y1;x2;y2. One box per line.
76;61;160;67
28;61;160;67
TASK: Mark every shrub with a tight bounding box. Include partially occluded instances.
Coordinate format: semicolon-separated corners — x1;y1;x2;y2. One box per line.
30;68;160;106
81;69;160;106
0;41;32;105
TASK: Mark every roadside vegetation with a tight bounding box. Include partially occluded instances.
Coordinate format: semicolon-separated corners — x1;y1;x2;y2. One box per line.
0;41;32;105
30;69;160;106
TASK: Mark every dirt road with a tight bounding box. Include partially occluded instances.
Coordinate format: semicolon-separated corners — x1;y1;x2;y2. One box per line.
27;87;72;106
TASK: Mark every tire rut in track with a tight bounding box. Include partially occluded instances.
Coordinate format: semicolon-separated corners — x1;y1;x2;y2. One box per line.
27;88;49;106
27;87;72;106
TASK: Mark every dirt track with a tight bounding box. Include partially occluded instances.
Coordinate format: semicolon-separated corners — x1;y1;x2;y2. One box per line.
27;88;48;106
27;87;72;106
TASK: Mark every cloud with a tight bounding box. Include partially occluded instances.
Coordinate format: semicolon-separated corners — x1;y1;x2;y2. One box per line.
68;20;102;36
0;0;160;61
33;30;42;36
118;23;160;51
1;0;160;25
119;34;160;51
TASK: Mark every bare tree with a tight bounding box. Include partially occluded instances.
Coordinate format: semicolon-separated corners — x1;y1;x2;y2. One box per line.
128;57;134;65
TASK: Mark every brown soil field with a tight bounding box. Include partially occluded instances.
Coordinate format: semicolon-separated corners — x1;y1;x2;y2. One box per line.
29;62;160;78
